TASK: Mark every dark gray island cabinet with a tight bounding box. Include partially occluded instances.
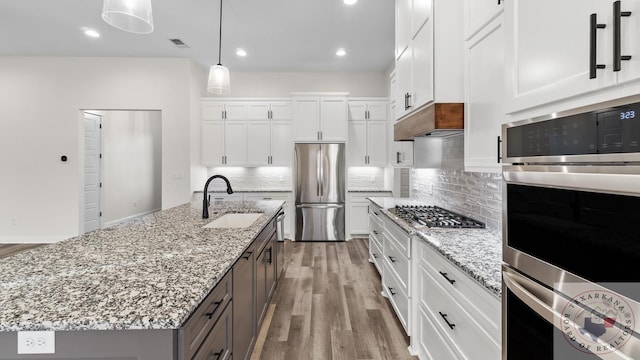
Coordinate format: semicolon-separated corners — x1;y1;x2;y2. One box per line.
0;201;284;360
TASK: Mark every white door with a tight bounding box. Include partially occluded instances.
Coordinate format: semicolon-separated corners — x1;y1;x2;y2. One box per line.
84;112;102;233
247;121;270;166
348;101;368;120
412;22;434;109
269;102;292;120
465;15;504;173
202;121;225;166
348;121;367;166
464;0;503;38
224;121;248;165
367;121;388;167
367;102;388;121
319;98;347;141
505;0;614;112
270;121;293;166
395;46;413;120
293;98;319;141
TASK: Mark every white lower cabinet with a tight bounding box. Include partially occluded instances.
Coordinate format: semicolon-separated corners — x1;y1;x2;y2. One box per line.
412;238;500;360
367;200;501;359
350;192;391;238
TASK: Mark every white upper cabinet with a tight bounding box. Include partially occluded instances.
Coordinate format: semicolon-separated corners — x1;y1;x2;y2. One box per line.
396;0;413;58
465;13;505;173
394;0;464;121
246;101;293;166
292;94;348;142
201;99;291;167
504;0;616;113
464;0;503;39
348;100;388;167
616;0;640;85
391;141;414;167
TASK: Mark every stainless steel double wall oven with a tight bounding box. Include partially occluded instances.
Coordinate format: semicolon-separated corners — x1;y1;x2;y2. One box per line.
502;95;640;359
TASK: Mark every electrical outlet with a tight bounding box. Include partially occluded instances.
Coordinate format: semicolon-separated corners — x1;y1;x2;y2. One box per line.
17;331;55;354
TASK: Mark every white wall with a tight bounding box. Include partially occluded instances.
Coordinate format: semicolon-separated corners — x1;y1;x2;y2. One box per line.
203;71;388;97
100;111;162;225
0;57;194;243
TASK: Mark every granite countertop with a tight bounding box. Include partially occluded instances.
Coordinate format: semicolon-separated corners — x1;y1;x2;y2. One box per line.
0;200;284;332
348;189;393;193
194;189;292;193
368;197;502;297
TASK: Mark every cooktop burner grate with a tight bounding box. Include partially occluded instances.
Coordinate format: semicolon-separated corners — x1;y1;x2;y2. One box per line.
390;205;485;229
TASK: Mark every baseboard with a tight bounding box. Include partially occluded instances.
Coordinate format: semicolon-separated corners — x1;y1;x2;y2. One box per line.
0;236;68;244
102;208;160;228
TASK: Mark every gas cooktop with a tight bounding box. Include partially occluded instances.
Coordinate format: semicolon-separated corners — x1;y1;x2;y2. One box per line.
389;205;485;229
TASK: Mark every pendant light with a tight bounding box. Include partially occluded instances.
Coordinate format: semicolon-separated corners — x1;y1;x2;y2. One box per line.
207;0;231;94
102;0;154;34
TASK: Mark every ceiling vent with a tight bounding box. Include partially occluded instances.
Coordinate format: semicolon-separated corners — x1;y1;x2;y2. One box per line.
169;38;189;48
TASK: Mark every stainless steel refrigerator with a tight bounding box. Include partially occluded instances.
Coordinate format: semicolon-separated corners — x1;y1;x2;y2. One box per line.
294;143;345;241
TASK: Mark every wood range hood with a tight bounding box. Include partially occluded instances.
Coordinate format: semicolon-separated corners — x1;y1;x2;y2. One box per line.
394;103;464;141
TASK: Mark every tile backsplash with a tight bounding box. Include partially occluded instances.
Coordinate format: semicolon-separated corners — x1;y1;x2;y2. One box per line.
410;135;503;230
348;167;386;190
205;167;293;191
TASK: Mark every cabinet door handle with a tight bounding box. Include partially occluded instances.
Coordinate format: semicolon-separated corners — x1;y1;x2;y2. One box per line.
497;136;502;163
210;348;225;360
205;300;223;319
388;255;397;263
613;1;632;72
387;286;397;296
589;13;607;79
406;93;412;109
497;0;501;4
373;230;379;235
396;151;401;164
373;253;378;258
404;93;408;110
267;247;273;264
439;312;456;330
439;271;456;285
241;251;253;260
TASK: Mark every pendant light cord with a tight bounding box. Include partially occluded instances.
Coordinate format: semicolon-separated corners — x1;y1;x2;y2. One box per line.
218;0;223;66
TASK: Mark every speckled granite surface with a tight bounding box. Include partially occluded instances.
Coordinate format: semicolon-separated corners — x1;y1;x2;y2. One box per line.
194;189;292;193
368;197;502;297
0;200;283;332
348;189;393;193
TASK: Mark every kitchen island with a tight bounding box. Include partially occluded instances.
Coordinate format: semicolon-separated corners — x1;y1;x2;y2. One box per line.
0;199;284;359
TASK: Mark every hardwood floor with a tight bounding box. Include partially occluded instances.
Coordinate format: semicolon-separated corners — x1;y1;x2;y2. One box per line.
251;239;418;360
0;244;45;260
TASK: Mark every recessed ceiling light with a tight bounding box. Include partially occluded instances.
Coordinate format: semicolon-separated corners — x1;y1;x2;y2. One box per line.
236;49;247;57
84;29;100;38
344;0;358;5
336;49;346;57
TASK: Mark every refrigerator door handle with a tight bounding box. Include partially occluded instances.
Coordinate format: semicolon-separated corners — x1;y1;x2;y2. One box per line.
316;149;322;197
296;204;344;209
320;150;325;197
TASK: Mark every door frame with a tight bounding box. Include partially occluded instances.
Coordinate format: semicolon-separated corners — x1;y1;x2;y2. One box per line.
81;111;103;234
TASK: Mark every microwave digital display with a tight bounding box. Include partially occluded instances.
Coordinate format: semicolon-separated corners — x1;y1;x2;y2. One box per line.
506;101;640;158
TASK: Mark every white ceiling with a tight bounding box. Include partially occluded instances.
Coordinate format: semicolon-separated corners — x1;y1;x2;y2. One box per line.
0;0;395;72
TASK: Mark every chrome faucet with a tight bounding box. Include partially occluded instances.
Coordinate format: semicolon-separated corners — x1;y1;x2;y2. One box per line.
202;175;234;219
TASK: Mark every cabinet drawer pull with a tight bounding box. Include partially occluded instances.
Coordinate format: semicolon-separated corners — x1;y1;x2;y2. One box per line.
388;255;397;263
613;0;632;72
241;251;253;260
210;348;225;360
262;197;272;200
439;271;456;285
439;311;456;330
267;247;273;264
205;300;223;319
387;286;397;296
589;13;607;79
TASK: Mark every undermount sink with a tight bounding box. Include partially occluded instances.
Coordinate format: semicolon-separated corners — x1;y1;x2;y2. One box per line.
203;213;262;229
